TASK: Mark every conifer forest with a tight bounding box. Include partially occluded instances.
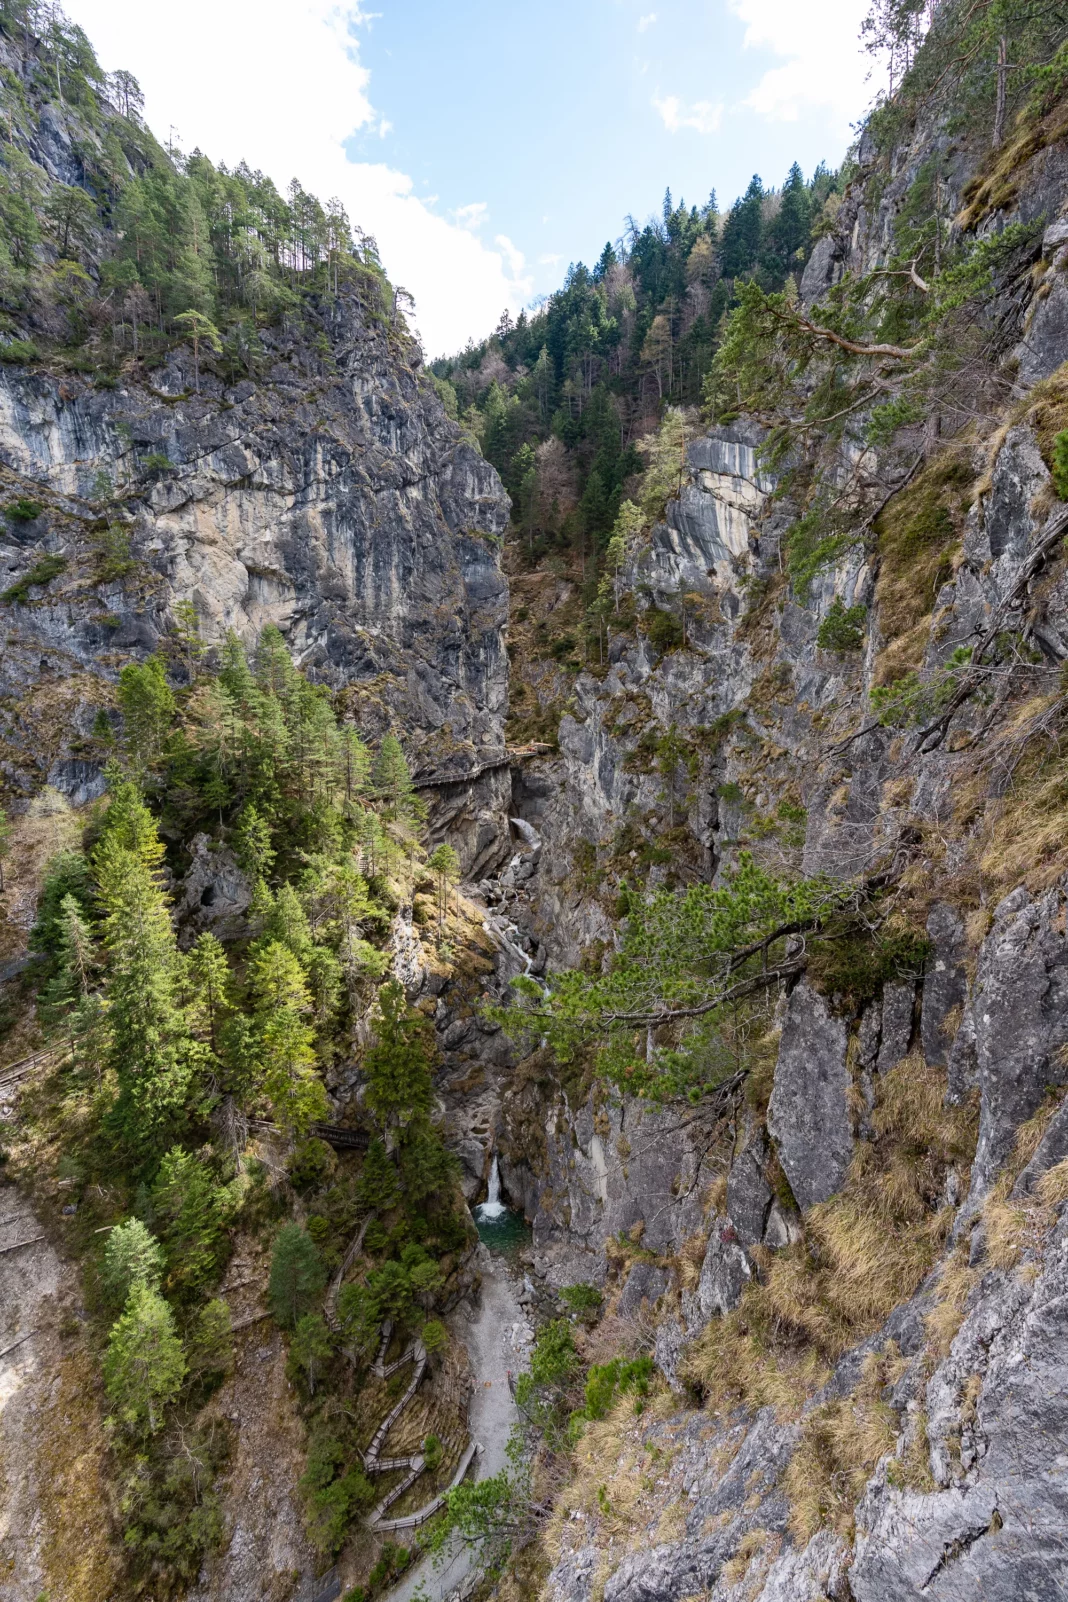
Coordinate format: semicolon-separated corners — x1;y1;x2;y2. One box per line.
2;1;1068;1599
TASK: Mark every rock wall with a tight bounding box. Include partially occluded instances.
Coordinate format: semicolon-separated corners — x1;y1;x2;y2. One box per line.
0;308;511;872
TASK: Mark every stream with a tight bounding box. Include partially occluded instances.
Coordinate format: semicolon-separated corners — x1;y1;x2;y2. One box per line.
384;1243;531;1602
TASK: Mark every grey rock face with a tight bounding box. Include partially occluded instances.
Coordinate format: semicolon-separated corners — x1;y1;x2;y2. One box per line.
499;1083;718;1285
853;1217;1068;1601
767;982;853;1210
0;299;512;872
877;980;916;1073
1016;273;1068;387
727;1128;775;1245
617;1261;669;1318
967;882;1068;1203
921;903;967;1068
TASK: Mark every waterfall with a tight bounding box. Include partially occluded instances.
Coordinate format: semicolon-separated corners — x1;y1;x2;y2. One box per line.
475;1155;507;1221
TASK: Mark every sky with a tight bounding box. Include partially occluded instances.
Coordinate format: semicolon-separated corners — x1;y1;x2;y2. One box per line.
63;0;878;357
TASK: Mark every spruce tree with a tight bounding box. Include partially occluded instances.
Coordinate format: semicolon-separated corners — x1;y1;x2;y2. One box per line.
289;1312;333;1395
362;980;434;1133
269;1222;326;1328
103;1282;186;1435
101;1218;165;1311
117;655;176;768
248;940;327;1131
94;802;194;1161
371;733;416;819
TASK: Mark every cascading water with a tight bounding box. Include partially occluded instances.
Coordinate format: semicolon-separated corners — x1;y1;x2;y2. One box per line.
475;1155;507;1221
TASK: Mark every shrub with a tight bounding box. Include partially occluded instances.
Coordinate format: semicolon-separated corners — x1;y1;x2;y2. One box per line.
2;553;66;603
6;497;43;522
816;598;866;652
1053;428;1068;500
644;606;684;653
0;338;39;362
559;1282;603;1322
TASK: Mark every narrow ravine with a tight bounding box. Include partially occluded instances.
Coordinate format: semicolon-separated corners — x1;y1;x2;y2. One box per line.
384;1244;531;1602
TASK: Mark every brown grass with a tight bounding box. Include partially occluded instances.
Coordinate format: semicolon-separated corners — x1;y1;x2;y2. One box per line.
925;1247;978;1357
784;1347;903;1542
683;1057;977;1416
872;452;973;683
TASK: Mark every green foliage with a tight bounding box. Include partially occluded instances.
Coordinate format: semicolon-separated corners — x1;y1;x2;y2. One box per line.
816;598;867;652
117;655;175;766
94;787;196;1161
427;1437;531;1578
90;523;138;582
269;1222;326;1329
1052;428;1068;502
807;920;932;1009
493;852;847;1100
362;980;434;1132
101;1218;164;1310
420;1318;447;1355
644;606;684;654
578;1354;654;1423
185;1297;234;1388
5;497;43;522
558;1282;603;1322
103;1282;186;1435
299;1429;375;1555
1;552;66;603
289;1312;333;1395
150;1147;234;1302
0;339;38;362
869;648;972;726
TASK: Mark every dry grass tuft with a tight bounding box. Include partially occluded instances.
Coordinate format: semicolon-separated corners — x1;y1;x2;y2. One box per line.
925;1246;978;1357
1036;1157;1068;1207
783;1347;903;1543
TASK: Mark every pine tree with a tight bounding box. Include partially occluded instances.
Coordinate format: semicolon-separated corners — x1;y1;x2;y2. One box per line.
362;980;434;1133
94;807;194;1160
719;175;764;280
289;1312;333;1395
187;932;232;1059
101;1218;165;1310
371;733;416;819
185;1297;234;1385
232;802;275;881
117;656;176;768
356;1136;400;1212
339;725;371;801
427;842;460;934
269;1222;326;1328
248;940;327;1132
103;1282;186;1435
151;1147;234;1301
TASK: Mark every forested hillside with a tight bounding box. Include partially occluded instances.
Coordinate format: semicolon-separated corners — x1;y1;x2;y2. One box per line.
432;164;838;566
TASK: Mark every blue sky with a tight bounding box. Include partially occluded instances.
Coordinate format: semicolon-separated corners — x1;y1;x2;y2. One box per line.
66;0;876;353
348;0;870;292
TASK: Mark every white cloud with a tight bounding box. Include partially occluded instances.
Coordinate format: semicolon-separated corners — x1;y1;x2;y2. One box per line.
63;0;530;354
539;253;563;267
637;11;657;30
653;94;723;135
453;201;489;228
495;235;527;280
729;0;872;131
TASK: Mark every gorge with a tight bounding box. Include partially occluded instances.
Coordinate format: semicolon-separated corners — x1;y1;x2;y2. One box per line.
2;4;1068;1602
